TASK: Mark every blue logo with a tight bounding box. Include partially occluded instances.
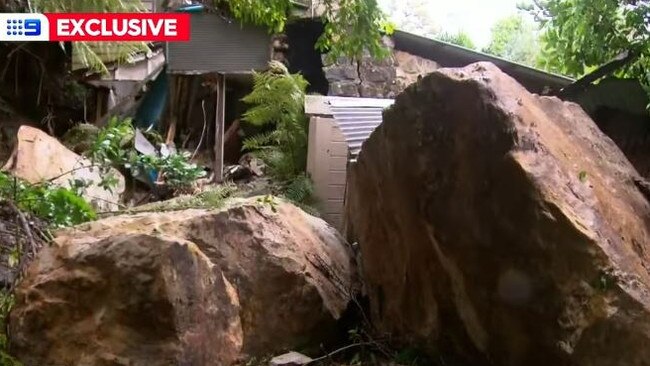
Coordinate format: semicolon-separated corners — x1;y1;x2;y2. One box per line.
6;18;41;37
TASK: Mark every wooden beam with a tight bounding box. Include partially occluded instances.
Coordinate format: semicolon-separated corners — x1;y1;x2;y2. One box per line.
213;73;226;183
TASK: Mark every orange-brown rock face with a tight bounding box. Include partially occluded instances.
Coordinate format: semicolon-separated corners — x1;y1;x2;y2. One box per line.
10;198;355;365
10;234;243;366
346;62;650;366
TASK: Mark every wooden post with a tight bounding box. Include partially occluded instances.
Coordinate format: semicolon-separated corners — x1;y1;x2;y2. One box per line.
213;73;226;183
165;75;179;145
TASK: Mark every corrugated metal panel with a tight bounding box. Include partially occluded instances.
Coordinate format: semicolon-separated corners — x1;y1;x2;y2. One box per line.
167;13;271;73
330;99;394;160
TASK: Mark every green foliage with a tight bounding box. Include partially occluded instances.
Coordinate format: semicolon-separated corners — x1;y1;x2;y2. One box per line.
220;0;391;60
283;173;320;215
0;173;96;228
221;0;293;33
32;0;390;69
317;0;394;61
242;62;318;207
524;0;650;80
89;116;134;168
483;14;542;67
242;62;309;182
436;31;476;49
88;117;206;191
256;195;279;213
30;0;149;73
121;184;237;213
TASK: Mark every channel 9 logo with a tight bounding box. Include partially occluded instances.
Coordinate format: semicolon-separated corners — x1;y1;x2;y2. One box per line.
0;14;49;41
6;18;41;36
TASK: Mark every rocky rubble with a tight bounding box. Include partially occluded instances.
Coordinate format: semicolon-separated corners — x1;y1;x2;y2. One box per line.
9;197;356;365
346;62;650;366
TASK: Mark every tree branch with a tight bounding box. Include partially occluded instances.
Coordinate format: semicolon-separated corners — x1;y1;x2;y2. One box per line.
559;50;639;98
307;342;374;364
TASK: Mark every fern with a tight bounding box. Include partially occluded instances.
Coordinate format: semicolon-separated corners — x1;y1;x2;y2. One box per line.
241;62;318;209
241;62;309;182
242;131;277;151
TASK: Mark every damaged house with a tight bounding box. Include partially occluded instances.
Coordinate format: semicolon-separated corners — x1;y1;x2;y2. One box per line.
4;0;643;230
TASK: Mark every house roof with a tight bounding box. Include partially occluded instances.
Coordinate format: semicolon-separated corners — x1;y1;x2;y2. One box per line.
392;30;574;94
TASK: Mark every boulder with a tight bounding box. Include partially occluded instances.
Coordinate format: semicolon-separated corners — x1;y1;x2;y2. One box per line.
269;351;313;366
10;197;355;364
2;126;124;211
346;62;650;366
9;234;242;366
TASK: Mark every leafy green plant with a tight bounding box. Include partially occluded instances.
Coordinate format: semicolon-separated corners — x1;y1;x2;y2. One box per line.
88;116;134;166
317;0;393;61
87;116;134;192
242;62;308;179
156;152;206;189
0;173;96;228
221;0;391;61
522;0;650;82
241;62;318;207
88;117;205;192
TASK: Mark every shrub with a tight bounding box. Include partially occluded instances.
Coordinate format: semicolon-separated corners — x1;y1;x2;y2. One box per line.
88;117;205;192
241;62;317;207
0;172;96;228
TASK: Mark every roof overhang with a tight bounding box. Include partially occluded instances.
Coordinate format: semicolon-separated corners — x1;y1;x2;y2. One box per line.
392;30;574;94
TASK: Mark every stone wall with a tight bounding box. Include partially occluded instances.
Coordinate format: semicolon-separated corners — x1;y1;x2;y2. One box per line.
323;43;439;99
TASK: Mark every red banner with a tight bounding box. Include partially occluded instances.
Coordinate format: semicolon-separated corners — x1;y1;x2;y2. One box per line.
45;13;191;42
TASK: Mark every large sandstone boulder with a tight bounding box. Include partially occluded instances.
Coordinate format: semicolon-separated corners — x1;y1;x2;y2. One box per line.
10;197;355;365
346;62;650;366
2;126;125;211
10;234;242;366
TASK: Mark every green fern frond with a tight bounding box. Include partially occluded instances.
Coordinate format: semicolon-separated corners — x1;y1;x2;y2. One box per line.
281;174;319;214
242;132;277;151
283;174;314;203
240;62;316;211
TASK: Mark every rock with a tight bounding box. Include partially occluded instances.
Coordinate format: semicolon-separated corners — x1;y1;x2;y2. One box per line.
224;164;254;182
9;234;243;366
323;64;359;82
239;153;265;177
359;65;395;84
269;351;313;366
2;126;124;212
346;62;650;366
329;81;361;97
10;197;355;364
